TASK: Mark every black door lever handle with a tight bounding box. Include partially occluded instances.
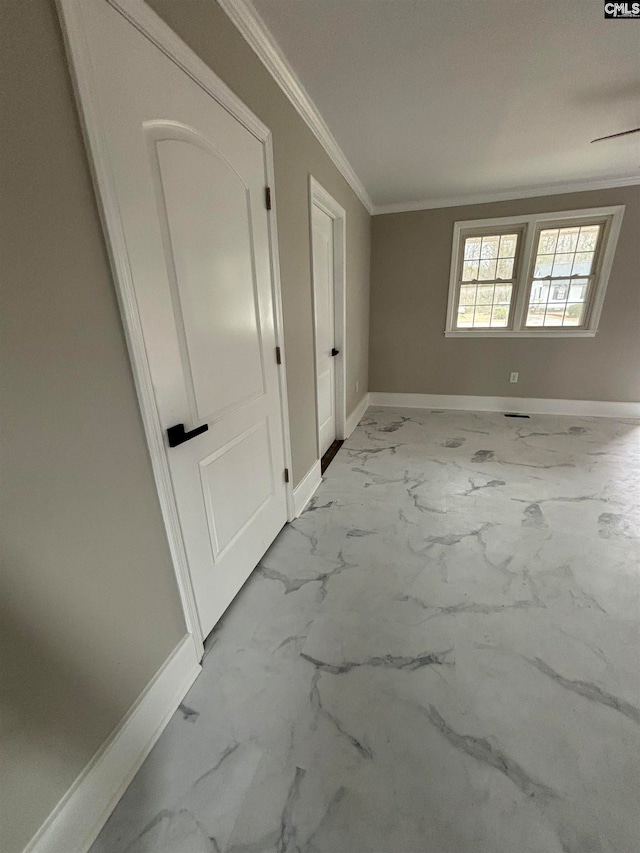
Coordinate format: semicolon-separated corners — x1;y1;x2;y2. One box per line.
167;422;209;448
331;348;340;356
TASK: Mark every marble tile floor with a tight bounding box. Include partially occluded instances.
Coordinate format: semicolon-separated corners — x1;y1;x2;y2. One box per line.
91;407;640;853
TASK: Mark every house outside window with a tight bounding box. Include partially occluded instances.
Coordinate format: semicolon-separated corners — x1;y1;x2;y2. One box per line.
445;206;625;338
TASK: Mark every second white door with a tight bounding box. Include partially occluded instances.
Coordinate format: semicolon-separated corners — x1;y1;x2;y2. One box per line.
311;203;337;457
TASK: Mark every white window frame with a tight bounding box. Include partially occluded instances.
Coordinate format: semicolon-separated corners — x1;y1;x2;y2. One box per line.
445;205;625;338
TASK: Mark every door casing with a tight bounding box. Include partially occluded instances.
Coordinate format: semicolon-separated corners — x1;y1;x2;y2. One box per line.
58;0;295;657
309;176;347;456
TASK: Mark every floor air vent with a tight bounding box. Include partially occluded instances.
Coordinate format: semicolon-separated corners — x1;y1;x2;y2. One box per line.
504;413;530;418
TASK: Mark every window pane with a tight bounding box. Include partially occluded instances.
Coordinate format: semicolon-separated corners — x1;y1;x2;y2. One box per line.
464;237;482;260
462;232;518;287
538;229;558;254
491;304;509;326
534;222;601;282
551;280;569;301
478;258;497;280
459;284;476;306
534;255;554;278
496;257;514;279
455;282;512;330
529;281;549;303
544;303;564;326
473;305;492;326
552;254;573;276
526;306;545;326
563;303;585;326
577;225;600;252
494;284;512;304
569;280;588;301
480;235;500;259
556;227;580;254
462;261;479;281
572;252;594;275
476;284;494;304
526;275;589;329
457;306;473;327
498;234;518;258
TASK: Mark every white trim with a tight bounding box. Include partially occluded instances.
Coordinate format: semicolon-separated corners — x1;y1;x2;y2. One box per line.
445;205;625;338
264;136;296;522
373;175;640;215
578;208;624;333
449;206;626;230
112;0;270;140
115;0;639;219
511;217;538;331
345;392;371;437
217;0;374;215
445;329;597;338
293;460;322;516
369;392;640;420
57;0;296;644
24;635;201;853
309;176;347;450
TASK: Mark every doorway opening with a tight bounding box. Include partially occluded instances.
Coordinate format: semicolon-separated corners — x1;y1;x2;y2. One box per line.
309;176;347;462
321;439;344;474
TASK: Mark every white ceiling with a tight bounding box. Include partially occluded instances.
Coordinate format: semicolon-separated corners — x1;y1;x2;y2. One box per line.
250;0;640;209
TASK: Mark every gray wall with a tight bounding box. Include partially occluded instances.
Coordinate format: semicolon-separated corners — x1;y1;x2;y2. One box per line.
370;186;640;402
147;0;371;481
0;3;188;851
0;1;370;850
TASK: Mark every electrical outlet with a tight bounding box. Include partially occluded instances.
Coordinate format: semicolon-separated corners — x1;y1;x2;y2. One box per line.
510;372;519;383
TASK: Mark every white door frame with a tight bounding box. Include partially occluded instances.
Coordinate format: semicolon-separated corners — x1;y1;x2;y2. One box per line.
58;0;295;657
309;175;347;453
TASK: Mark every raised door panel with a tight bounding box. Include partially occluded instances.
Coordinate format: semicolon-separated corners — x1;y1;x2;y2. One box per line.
199;419;274;560
152;135;265;425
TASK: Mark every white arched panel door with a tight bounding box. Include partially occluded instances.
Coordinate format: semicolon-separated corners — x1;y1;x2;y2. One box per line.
67;0;289;639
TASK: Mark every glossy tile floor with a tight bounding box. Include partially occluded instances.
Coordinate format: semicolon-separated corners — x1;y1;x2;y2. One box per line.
92;407;640;853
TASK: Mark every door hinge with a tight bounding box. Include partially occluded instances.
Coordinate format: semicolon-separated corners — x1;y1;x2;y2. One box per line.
265;187;272;210
275;345;282;365
284;467;290;483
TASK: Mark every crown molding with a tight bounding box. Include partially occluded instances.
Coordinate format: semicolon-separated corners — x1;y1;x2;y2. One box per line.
217;0;374;214
212;1;639;219
373;174;640;215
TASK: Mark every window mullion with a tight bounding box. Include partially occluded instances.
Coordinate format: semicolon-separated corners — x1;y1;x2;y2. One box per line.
511;219;536;330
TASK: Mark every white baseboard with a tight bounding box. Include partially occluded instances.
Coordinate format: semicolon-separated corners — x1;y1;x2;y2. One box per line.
345;392;371;437
294;394;372;514
293;459;322;516
368;392;640;419
25;634;201;853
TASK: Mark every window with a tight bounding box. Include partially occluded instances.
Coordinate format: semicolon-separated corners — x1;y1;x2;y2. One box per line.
525;223;600;329
457;229;523;329
446;206;624;337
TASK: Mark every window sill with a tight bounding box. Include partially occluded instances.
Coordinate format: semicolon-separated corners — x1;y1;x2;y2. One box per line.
444;329;597;339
